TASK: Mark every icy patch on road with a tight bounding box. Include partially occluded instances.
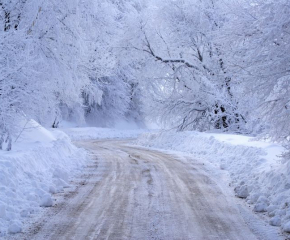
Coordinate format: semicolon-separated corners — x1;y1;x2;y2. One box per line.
136;130;289;235
0;120;88;237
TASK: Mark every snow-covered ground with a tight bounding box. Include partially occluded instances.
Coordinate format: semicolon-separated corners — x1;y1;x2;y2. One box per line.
3;121;288;237
0;121;148;237
62;127;148;141
136;130;290;234
0;120;90;236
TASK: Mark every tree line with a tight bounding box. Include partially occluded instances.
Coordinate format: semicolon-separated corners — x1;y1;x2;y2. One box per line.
0;0;289;150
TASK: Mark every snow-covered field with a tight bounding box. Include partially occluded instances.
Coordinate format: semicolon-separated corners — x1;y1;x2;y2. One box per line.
136;130;290;233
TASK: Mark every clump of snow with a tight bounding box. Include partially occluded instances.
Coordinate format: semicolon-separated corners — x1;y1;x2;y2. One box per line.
235;185;249;199
270;216;281;226
136;130;289;233
62;127;147;141
254;202;268;212
0;119;88;236
254;196;269;212
283;221;290;233
40;195;53;208
8;221;22;234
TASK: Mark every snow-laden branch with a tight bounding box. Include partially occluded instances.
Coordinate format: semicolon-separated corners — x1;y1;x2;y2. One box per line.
140;31;199;71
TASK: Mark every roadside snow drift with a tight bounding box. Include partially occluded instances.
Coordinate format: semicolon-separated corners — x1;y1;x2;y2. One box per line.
0;120;88;236
136;131;290;233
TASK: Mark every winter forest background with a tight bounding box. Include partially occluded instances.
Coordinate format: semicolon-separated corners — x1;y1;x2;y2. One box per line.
0;0;289;150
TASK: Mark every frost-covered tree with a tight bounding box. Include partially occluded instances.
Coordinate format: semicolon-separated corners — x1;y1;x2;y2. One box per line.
2;0;289;150
84;75;129;127
122;0;243;131
217;0;290;138
0;0;144;149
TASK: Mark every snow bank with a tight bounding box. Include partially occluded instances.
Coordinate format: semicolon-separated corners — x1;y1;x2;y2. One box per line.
0;120;88;236
62;127;147;141
136;130;290;233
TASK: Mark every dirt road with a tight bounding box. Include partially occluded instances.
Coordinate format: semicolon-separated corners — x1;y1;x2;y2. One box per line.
12;140;260;240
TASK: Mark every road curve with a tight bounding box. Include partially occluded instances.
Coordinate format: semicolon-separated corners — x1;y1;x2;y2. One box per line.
12;140;258;240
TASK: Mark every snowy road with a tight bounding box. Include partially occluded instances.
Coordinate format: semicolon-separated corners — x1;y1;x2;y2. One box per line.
13;140;261;240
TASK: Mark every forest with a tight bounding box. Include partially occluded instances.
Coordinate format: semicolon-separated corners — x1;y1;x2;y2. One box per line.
0;0;289;149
